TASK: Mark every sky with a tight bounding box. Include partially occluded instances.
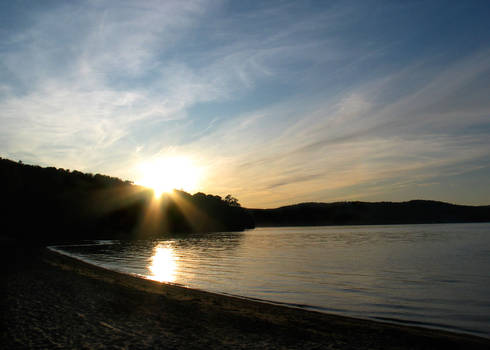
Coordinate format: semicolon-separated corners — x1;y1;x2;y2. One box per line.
1;0;490;208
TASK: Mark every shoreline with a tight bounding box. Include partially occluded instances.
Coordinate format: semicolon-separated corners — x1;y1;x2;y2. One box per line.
3;245;490;349
45;245;490;339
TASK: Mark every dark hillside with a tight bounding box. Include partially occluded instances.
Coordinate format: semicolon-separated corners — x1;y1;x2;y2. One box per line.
0;158;254;244
249;200;490;227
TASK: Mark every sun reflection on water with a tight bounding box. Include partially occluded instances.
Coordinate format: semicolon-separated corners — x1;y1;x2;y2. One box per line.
148;244;178;283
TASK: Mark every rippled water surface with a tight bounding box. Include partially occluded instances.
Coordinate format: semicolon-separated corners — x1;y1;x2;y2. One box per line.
52;223;490;337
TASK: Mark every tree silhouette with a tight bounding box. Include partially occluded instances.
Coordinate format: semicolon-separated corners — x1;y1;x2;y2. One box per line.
0;157;254;244
225;194;240;207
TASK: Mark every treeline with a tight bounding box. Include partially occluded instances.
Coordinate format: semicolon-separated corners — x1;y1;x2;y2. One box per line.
3;157;488;244
0;158;254;244
250;201;490;227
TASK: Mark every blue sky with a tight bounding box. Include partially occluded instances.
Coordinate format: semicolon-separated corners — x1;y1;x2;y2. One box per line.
1;0;490;207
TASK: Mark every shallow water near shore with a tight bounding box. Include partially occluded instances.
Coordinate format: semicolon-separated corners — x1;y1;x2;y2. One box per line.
51;223;490;338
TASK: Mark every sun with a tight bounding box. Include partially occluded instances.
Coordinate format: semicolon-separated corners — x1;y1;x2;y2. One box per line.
137;156;201;197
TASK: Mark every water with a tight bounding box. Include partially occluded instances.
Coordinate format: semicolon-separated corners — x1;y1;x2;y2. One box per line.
51;223;490;338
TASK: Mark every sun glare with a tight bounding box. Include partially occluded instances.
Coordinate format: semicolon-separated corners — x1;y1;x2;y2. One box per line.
137;156;201;197
148;244;178;283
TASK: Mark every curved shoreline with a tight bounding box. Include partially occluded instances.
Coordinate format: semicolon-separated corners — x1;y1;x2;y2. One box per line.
43;248;490;347
3;245;490;349
48;245;489;339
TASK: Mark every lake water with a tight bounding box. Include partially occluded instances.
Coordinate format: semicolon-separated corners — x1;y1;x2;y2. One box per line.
50;223;490;338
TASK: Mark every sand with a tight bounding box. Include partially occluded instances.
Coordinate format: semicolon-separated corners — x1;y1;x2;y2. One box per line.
2;244;489;349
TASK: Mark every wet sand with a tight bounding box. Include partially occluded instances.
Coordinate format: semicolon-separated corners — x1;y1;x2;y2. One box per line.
2;244;489;349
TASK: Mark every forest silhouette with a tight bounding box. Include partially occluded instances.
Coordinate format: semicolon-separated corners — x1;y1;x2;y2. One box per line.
250;200;490;226
0;158;254;244
1;158;489;244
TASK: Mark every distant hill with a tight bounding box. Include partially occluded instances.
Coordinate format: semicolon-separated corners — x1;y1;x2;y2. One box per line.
0;158;254;244
249;200;490;227
3;157;488;245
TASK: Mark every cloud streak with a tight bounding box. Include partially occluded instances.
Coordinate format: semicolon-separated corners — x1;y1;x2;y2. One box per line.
191;49;490;207
1;1;489;207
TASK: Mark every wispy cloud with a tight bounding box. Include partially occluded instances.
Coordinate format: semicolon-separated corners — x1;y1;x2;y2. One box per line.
0;1;228;169
1;1;489;207
192;49;490;207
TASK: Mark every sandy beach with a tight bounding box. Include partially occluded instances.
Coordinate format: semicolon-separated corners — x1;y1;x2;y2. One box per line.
2;244;489;349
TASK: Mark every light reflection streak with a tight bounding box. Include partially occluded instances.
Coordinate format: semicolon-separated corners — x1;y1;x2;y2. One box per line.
148;244;178;283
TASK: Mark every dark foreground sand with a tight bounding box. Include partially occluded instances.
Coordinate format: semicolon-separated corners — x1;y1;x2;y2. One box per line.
2;244;489;349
